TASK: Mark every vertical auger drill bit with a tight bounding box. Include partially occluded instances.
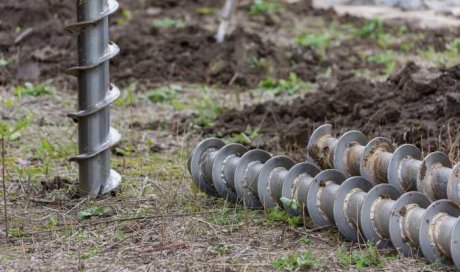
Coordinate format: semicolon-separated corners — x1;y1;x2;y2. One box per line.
66;0;122;197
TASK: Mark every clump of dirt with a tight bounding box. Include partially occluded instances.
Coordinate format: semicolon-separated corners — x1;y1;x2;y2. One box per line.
210;62;460;157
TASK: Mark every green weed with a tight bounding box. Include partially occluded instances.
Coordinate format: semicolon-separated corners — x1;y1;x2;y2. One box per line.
209;207;245;229
80;247;101;260
14;81;52;97
115;82;138;106
184;202;202;213
34;139;75;176
250;57;273;73
420;38;460;66
349;18;398;49
115;230;126;241
367;50;397;76
0;58;10;67
213;244;230;255
258;72;311;95
77;205;108;220
147;84;182;103
190;89;223;127
8;229;27;238
352;18;385;39
272;250;320;271
295;32;332;55
280;197;300;211
299;235;312;245
249;0;283;16
228;125;260;145
196;7;215;15
116;8;133;26
152;18;186;29
0;114;31;141
336;244;383;270
267;207;301;227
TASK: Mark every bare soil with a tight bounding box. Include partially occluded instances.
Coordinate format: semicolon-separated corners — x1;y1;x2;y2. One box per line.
210;62;460;160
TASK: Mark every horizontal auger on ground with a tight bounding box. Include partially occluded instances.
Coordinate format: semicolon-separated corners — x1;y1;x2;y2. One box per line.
188;137;460;269
307;124;460;203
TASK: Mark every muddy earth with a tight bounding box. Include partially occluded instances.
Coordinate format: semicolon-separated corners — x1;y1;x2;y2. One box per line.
1;0;456;89
210;62;460;159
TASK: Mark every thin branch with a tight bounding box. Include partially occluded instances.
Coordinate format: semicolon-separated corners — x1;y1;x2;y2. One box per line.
1;136;8;241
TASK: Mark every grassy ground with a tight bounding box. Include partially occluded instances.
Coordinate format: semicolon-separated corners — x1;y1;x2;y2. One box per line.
1;1;460;271
0;81;456;272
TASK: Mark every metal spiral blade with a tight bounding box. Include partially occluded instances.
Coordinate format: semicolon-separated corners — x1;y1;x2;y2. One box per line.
66;0;121;197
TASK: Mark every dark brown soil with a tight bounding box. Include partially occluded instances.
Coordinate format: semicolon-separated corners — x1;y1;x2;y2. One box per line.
3;0;454;90
210;62;460;159
0;0;320;88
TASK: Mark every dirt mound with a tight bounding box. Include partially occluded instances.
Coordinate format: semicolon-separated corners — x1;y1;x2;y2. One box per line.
210;62;460;157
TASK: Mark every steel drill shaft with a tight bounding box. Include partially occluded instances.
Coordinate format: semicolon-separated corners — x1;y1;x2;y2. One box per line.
66;0;121;197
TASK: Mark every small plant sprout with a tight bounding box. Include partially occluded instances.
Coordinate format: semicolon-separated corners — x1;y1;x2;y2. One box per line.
152;18;186;29
280;197;300;211
14;81;53;98
196;7;215;16
272;250;320;271
267;207;301;227
116;8;133;26
299;235;312;245
420;38;460;67
213;244;230;255
258;72;311;95
77;205;108;220
295;32;332;56
147;84;182;103
0;58;10;67
190;89;223;127
229;125;261;144
0;114;32;241
367;50;397;76
352;18;385;39
249;0;283;17
336;244;383;270
115;82;138;106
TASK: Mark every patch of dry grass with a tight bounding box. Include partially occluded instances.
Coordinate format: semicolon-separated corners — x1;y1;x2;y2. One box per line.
0;83;454;272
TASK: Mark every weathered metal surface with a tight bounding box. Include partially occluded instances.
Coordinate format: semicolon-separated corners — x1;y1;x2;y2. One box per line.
258;156;295;209
308;124;459;204
189;137;460;269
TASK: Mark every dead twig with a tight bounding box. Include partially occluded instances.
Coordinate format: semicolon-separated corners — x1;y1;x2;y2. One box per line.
27;209;243;235
1;136;8;241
